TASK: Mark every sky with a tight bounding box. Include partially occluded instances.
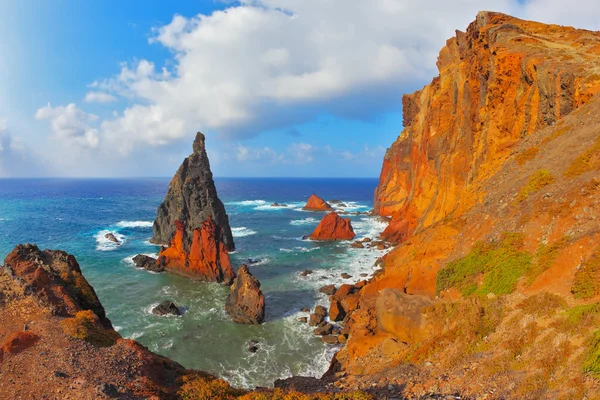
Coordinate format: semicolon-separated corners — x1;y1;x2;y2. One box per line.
0;0;599;178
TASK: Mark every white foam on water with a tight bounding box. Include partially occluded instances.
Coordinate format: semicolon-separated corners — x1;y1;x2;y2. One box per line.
279;246;320;254
226;200;267;206
232;227;257;237
116;220;153;228
290;217;319;226
95;230;126;251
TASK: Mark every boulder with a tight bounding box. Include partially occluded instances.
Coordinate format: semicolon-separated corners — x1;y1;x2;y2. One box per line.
313;323;333;336
329;300;346;322
300;269;313;277
248;340;260;353
319;285;337;296
322;335;339;344
308;212;356;241
309;305;328;326
350;241;364;249
152;301;181;317
2;331;39;354
225;265;265;324
104;233;120;244
270;203;288;207
341;273;353;279
376;288;434;343
132;255;164;273
151;132;234;252
302;194;333;211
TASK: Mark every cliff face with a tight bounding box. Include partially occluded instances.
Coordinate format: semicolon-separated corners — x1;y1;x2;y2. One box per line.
375;11;600;242
157;218;236;285
328;13;600;398
152;132;234;251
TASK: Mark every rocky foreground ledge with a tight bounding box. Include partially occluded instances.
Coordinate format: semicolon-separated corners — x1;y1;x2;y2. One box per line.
0;244;381;399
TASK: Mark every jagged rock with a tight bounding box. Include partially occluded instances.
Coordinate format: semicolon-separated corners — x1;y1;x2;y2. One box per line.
302;194;333;211
309;305;327;326
309;212;356;241
2;244;112;327
321;335;339;344
300;269;313;276
225;265;265;324
151;132;235;276
152;301;181;317
313;323;333;336
319;285;337;296
104;233;120;244
157;218;235;284
132;255;164;273
329;300;346;322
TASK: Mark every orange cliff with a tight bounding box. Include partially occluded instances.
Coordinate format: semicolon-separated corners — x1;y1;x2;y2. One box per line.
327;12;600;398
309;212;356;241
303;194;333;211
158;218;235;285
374;11;600;243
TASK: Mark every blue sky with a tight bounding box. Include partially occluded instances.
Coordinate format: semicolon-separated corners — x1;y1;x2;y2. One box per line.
0;0;599;178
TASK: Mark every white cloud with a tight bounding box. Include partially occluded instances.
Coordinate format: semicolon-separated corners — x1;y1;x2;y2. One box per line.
0;120;50;177
84;91;117;103
35;103;99;148
289;142;315;164
35;0;600;160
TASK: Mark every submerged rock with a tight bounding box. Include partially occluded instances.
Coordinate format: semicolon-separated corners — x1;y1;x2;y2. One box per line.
302;194;333;211
132;255;164;273
225;265;265;324
309;212;356;241
270;203;288;207
104;233;120;244
152;301;181;317
247;339;260;353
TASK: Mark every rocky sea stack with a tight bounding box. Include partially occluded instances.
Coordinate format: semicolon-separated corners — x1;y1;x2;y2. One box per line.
150;132;236;284
309;212;356;241
225;265;265;324
302;194;333;211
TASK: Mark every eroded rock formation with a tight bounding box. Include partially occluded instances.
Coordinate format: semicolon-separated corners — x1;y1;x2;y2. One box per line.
302;194;333;211
225;264;265;324
150;132;236;284
157;218;235;285
152;132;234;251
309;212;356;241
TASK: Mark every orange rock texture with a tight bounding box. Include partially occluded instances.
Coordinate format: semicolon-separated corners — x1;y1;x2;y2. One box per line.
327;12;600;398
302;194;333;211
309;212;356;241
375;11;600;242
157;218;235;285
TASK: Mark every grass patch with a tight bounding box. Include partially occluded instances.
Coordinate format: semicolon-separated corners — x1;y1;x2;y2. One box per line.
436;233;532;296
517;169;555;202
572;251;600;299
564;135;600;178
178;373;375;400
584;331;600;378
515;146;540;166
60;310;119;347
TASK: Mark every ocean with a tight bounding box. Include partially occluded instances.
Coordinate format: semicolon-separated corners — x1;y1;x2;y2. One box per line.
0;177;387;388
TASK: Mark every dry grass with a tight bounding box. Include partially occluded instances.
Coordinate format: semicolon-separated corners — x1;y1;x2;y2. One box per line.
516;147;540;166
517;169;555;202
564;134;600;177
60;310;119;347
572;250;600;299
541;125;571;145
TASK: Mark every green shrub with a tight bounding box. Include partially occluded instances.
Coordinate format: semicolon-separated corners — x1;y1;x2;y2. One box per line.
436;233;532;296
517;169;555;202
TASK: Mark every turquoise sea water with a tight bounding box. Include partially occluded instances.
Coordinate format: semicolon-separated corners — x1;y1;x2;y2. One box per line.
0;178;387;388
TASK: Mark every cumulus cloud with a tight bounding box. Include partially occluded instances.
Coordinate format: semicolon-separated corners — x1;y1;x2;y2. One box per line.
35;103;100;148
235;144;284;163
84;91;117;103
36;0;600;158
